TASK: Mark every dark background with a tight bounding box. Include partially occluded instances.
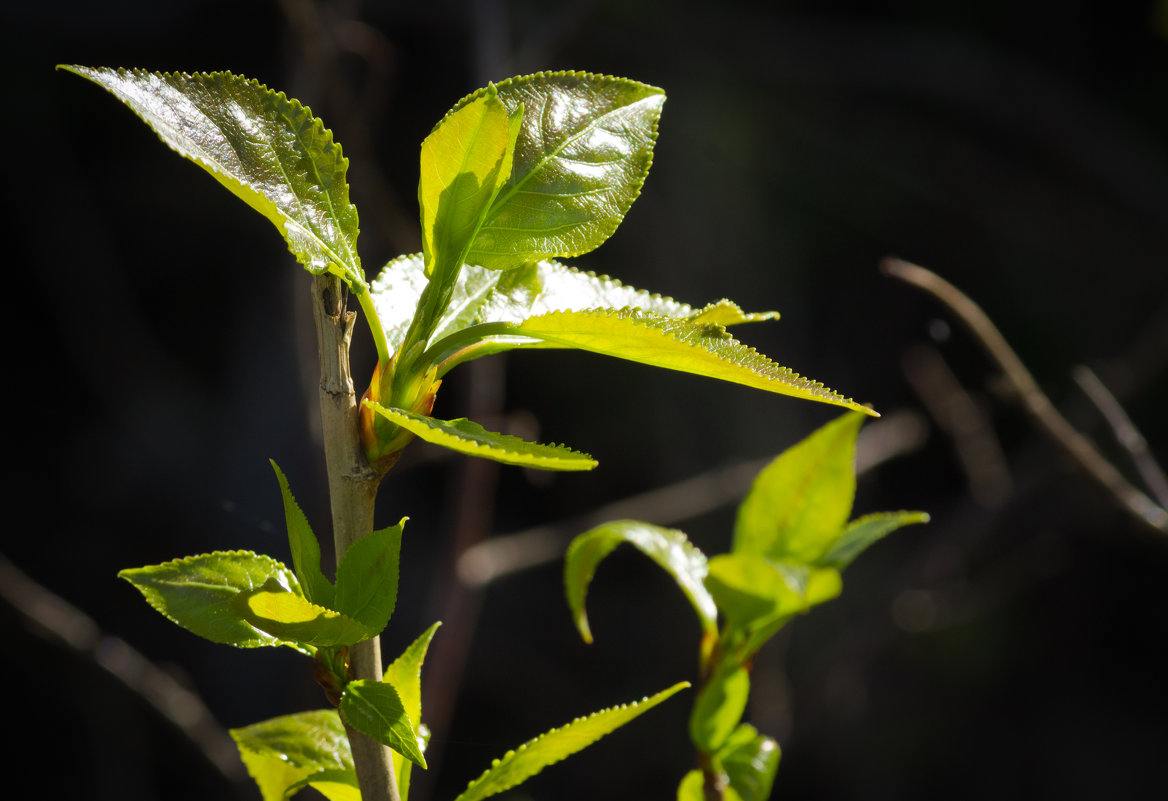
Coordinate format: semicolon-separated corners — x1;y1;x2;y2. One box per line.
5;1;1167;799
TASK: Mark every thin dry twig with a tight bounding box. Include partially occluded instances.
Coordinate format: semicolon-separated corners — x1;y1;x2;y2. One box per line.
457;410;929;587
881;257;1167;534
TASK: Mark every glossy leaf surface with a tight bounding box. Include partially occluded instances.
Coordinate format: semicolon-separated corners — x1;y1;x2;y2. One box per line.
333;518;406;631
271;460;334;607
506;309;872;412
339;680;427;768
446;72;665;269
565;520;716;643
62;67;363;286
234;582;376;647
384;622;441;799
230;709;355;801
453;682;689;801
820;510;930;570
364;404;597;470
718;725;780;801
119;551;305;650
689;665;750;753
734;412;865;562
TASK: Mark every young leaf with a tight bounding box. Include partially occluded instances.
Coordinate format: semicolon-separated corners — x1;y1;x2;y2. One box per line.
704;554;841;633
419;87;516;281
383;622;442;733
457;72;666;270
61;67;364;288
689;664;750;753
565;520;717;643
271;460;334;608
364;403;597;471
497;309;872;412
230;709;355;801
453;682;689;801
734;412;865;562
677;770;707;801
333;518;406;632
339;680;427;768
717;725;780;801
234;580;377;647
820;510;930;570
119;551;307;651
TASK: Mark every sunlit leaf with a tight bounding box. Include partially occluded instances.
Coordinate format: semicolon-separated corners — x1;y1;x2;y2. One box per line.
453;682;689;801
439;72;665;269
734;412;865;562
61;66;363;286
364;403;597;471
689;664;749;753
717;725;780;801
230;709;355;801
505;309;872;412
234;581;376;647
339;680;427;768
677;770;706;801
333;518;406;632
565;520;716;643
705;554;841;633
271;460;334;608
820;510;929;570
119;552;306;651
385;623;441;799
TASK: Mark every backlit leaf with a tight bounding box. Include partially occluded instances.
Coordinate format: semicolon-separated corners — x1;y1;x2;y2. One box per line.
734;412;865;562
364;403;597;471
717;725;780;801
119;551;306;651
339;680;427;768
705;554;841;633
447;72;665;269
689;664;750;753
506;309;872;412
230;709;355;801
820;510;929;570
453;682;689;801
234;581;376;647
565;520;716;643
333;518;406;632
271;460;334;608
384;622;442;732
61;67;363;286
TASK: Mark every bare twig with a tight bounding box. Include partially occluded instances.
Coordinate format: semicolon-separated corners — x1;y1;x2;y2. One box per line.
881;257;1167;534
1073;365;1168;509
457;410;929;587
0;552;244;782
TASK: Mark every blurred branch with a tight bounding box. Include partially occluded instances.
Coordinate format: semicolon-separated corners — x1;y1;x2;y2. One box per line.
0;552;244;782
1073;365;1168;509
882;257;1167;534
458;410;929;587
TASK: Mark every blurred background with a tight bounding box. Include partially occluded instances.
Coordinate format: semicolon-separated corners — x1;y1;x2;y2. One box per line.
5;1;1167;799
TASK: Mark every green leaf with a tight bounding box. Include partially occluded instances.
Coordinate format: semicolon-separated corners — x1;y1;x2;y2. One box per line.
364;403;597;470
61;67;363;287
271;460;334;608
420;87;516;279
384;622;442;732
734;412;866;562
339;680;427;768
440;72;665;270
453;682;690;801
820;510;930;570
119;551;307;651
690;664;750;753
705;554;841;633
503;309;873;413
717;725;780;801
564;520;716;643
333;518;406;632
230;709;355;801
234;580;376;647
289;772;361;801
677;770;706;801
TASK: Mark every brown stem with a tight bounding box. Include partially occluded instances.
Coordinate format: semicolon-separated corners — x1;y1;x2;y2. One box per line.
311;274;399;801
881;257;1167;534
